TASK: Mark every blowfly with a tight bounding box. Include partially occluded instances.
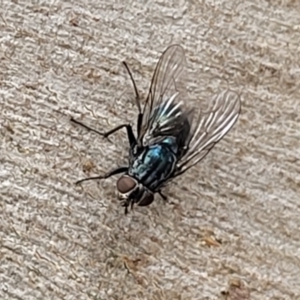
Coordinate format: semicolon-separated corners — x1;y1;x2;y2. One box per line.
71;44;241;214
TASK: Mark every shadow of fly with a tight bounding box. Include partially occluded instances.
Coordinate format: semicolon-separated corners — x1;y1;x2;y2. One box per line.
71;44;241;214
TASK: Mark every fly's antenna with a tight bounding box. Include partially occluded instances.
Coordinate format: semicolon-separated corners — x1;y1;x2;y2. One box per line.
122;61;141;114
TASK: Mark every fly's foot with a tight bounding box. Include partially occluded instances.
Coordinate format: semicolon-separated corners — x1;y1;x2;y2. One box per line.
158;190;175;205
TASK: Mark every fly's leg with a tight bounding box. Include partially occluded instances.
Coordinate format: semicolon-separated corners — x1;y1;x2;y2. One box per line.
122;62;143;138
75;166;128;185
101;124;137;148
122;62;141;113
70;117;104;136
72;62;142;148
71;117;137;148
122;199;131;215
158;190;167;201
158;190;175;205
124;205;129;215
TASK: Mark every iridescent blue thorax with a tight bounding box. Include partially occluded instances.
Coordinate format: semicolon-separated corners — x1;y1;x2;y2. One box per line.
128;137;179;191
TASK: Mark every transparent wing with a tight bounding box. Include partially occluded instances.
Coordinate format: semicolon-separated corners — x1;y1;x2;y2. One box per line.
139;44;190;146
175;90;241;175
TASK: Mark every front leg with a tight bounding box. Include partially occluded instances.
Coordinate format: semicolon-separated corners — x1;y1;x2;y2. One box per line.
71;117;137;148
75;166;128;185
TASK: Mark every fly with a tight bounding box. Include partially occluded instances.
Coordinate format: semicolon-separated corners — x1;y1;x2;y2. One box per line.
71;44;241;214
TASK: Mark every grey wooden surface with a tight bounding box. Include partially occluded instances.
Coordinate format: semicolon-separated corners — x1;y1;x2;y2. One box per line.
1;1;300;299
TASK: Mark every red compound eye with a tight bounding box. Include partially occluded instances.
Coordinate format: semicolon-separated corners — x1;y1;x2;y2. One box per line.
138;192;154;206
116;176;136;194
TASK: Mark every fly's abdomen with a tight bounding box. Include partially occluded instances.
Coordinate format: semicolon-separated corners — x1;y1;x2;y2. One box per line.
129;144;177;191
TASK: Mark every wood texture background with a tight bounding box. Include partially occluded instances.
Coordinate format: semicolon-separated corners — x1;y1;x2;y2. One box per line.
1;1;300;299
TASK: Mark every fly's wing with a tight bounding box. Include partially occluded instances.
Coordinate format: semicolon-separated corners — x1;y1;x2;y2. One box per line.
174;90;241;176
139;44;191;146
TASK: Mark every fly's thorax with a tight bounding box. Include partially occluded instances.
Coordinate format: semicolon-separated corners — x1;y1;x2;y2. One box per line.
116;175;154;207
128;144;177;191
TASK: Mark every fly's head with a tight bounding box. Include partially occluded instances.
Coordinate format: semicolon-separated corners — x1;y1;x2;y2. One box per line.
116;175;154;214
